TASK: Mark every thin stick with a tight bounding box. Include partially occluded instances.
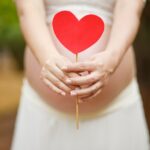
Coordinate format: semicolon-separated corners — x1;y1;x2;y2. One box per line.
75;53;79;129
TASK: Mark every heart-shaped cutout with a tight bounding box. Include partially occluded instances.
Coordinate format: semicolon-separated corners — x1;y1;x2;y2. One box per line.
52;10;104;54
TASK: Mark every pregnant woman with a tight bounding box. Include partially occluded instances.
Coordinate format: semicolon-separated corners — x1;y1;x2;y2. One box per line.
11;0;149;149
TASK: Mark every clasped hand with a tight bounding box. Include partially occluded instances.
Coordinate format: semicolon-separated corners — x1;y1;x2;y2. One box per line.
40;51;117;103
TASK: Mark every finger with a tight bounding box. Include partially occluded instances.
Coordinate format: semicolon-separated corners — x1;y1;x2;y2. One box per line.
81;89;102;102
62;62;96;72
70;81;103;97
45;61;71;84
43;70;72;93
56;61;80;84
67;72;80;78
79;71;89;76
52;65;69;82
77;93;91;99
67;72;81;89
42;78;66;96
68;72;90;89
78;84;100;99
46;73;72;93
68;72;101;86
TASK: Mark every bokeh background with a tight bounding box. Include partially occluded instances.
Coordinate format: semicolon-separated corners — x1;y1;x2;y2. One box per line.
0;1;150;150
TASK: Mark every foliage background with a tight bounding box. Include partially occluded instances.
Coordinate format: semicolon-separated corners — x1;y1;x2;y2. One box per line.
0;0;25;69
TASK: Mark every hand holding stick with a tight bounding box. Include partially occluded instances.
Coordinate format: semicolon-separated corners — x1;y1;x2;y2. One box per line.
52;10;104;129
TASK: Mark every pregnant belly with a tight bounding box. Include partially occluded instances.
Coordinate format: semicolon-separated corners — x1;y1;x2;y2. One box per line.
24;25;136;115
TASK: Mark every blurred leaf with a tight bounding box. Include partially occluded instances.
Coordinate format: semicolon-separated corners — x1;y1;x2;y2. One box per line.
0;0;25;69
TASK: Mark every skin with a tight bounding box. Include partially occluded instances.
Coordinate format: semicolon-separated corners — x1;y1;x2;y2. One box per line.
62;0;146;101
15;0;145;114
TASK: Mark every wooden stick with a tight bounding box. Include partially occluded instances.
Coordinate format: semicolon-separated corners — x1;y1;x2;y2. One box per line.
75;53;79;129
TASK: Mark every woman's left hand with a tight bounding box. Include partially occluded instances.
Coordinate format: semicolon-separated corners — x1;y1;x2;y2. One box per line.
62;51;119;102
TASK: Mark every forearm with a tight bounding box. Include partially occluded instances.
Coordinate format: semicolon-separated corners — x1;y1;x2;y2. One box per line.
105;0;145;66
15;1;59;65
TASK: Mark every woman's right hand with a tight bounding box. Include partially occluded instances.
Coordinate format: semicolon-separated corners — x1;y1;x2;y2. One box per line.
40;53;78;96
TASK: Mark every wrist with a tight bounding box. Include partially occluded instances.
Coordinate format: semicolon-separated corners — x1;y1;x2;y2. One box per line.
39;51;60;66
105;44;127;65
104;50;120;74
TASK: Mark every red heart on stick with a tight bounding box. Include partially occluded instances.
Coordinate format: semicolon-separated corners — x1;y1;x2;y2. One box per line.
52;11;104;54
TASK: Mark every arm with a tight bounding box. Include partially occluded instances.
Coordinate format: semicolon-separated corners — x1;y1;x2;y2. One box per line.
62;0;146;101
105;0;146;69
15;0;76;95
15;0;59;65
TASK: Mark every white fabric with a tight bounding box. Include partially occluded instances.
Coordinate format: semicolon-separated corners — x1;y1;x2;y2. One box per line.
45;0;116;25
11;78;150;150
45;0;147;25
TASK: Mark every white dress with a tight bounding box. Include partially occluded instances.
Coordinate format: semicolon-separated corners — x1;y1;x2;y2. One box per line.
11;0;149;149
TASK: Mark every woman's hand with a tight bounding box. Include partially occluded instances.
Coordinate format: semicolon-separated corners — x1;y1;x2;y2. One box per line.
40;54;79;96
62;51;118;102
62;0;144;102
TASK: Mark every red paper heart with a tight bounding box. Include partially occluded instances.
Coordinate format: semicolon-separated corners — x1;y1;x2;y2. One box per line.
52;11;104;54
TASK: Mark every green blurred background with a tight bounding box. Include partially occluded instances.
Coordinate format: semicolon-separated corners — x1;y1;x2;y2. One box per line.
0;0;150;150
0;0;25;70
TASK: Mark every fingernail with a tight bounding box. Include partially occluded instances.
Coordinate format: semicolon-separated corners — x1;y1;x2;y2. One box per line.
61;92;66;96
70;91;77;96
66;79;72;84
